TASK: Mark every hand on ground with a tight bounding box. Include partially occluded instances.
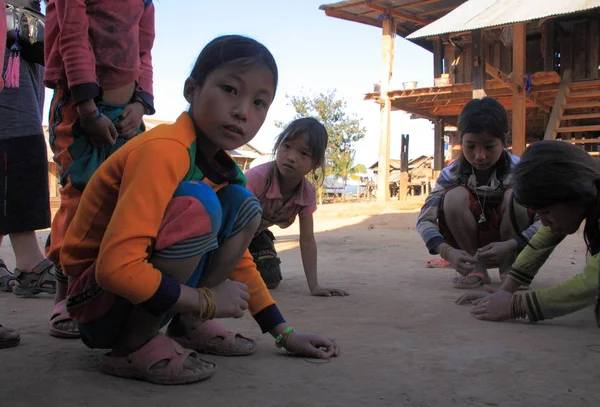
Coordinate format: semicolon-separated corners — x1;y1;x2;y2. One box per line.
469;286;513;321
446;248;477;276
284;332;340;359
311;285;349;297
116;102;145;139
455;290;490;305
211;280;249;319
476;240;517;266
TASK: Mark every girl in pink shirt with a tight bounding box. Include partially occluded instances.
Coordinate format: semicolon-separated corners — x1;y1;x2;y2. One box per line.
246;118;349;297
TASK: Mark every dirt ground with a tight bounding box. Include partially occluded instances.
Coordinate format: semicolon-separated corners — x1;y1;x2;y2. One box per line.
1;200;600;407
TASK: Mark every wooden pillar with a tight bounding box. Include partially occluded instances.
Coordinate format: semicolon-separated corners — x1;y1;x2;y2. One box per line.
511;23;526;156
399;134;409;202
542;20;555;72
433;38;443;78
472;29;487;99
588;19;599;79
377;12;394;202
434;119;445;178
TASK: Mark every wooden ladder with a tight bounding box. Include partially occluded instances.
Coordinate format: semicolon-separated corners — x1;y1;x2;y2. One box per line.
545;70;600;145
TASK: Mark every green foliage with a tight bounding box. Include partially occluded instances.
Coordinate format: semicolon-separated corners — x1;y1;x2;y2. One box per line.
275;90;367;196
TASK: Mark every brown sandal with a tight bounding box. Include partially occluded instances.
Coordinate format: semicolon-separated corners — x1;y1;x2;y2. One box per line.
0;324;20;348
12;259;57;298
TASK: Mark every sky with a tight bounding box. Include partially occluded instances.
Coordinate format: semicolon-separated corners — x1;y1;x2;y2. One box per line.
42;0;436;166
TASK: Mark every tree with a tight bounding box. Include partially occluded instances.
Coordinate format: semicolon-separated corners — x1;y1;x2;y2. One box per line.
335;150;368;191
276;90;367;203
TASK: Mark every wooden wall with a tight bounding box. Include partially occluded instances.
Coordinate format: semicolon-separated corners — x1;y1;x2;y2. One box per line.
440;13;600;84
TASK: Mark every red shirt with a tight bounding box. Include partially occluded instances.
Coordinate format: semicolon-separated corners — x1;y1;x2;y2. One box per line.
43;0;155;108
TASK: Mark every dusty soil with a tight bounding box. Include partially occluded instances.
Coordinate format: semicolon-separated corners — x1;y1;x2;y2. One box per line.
1;200;600;407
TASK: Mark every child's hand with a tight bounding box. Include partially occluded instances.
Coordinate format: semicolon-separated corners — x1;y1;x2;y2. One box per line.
211;280;250;319
116;102;145;139
311;285;349;297
283;332;340;359
82;114;118;147
476;240;518;266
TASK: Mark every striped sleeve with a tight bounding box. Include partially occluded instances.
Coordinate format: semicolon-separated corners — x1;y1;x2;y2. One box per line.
416;165;459;254
514;219;541;251
508;226;566;286
519;253;600;322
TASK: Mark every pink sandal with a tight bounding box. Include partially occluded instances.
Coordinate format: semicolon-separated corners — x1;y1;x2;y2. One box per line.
453;272;491;289
169;319;257;356
49;299;80;339
425;258;451;268
99;333;217;385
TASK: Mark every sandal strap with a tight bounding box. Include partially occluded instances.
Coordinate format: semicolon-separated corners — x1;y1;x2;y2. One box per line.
13;259;57;287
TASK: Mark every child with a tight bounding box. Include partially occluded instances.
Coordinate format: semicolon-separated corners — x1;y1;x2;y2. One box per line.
246;118;349;297
416;97;539;289
60;35;339;384
457;140;600;326
40;0;156;338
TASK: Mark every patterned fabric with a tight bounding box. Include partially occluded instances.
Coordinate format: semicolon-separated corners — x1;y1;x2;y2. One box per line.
416;151;540;254
245;162;317;234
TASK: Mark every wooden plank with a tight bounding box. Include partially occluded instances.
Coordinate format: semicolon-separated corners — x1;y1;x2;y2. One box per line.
544;70;572;140
560;25;574;76
462;47;472;85
588;19;599;79
542;21;555;72
568;90;600;99
421;5;456;17
560;113;600;121
395;0;440;9
471;30;486;98
511;23;526;156
557;125;600;133
559;138;600;144
493;42;501;70
366;3;427;25
323;9;381;29
564;101;600;109
485;62;551;112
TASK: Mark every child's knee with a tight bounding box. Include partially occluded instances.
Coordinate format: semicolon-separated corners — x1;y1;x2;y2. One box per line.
218;185;263;237
443;186;471;213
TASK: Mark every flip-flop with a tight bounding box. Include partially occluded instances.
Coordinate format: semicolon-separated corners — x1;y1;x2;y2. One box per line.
49;299;80;339
453;272;491;289
99;333;217;385
169;319;257;356
0;324;20;349
425;258;451;268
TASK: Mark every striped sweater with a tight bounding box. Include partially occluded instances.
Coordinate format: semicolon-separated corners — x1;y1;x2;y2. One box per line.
416;151;540;254
509;225;599;322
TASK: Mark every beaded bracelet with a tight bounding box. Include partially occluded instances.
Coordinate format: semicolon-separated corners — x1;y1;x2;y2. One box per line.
275;327;295;348
509;294;527;320
191;287;217;321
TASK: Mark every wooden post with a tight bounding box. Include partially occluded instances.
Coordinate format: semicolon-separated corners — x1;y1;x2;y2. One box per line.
511;23;526;156
588;19;599;79
434;119;445;178
399;134;409;202
377;12;394;202
542;20;554;72
433;38;443;78
472;29;487;99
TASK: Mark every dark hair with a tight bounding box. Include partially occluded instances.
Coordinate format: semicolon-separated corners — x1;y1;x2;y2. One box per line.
190;35;278;98
455;97;511;178
266;118;328;190
512;140;600;255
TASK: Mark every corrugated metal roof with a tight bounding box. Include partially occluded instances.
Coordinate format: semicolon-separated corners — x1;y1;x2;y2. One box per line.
407;0;600;39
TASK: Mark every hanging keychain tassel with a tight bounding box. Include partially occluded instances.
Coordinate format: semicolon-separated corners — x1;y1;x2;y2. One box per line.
4;28;21;88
